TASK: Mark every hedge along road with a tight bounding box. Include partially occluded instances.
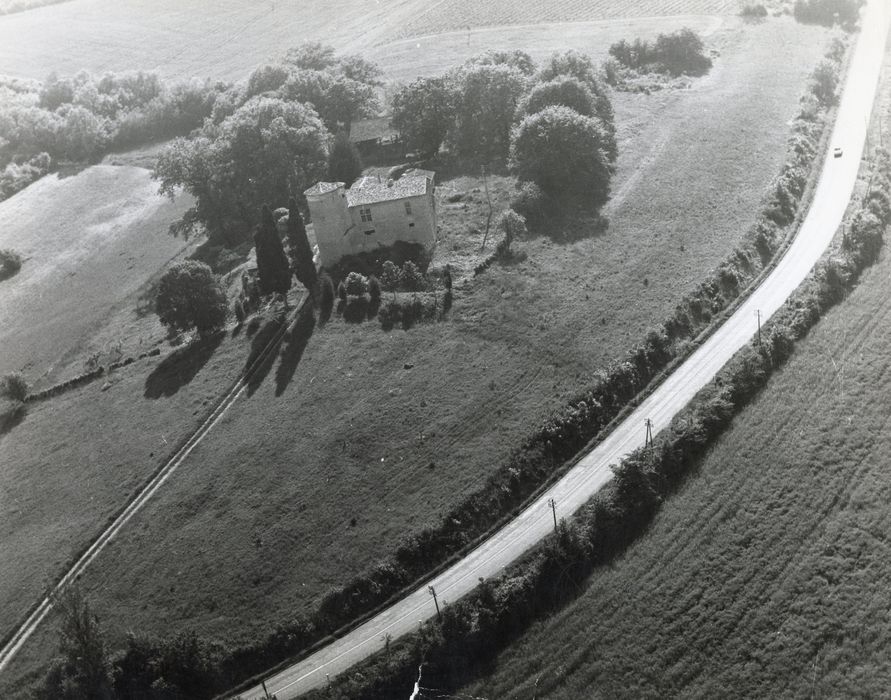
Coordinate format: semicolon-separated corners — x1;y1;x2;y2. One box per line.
0;296;306;675
243;3;891;699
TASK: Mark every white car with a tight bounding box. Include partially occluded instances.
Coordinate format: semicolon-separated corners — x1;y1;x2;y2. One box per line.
833;147;843;158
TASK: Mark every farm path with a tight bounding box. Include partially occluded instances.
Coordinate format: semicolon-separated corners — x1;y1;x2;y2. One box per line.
244;1;891;697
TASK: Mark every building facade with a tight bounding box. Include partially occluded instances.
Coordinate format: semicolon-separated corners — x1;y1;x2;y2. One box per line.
304;170;436;267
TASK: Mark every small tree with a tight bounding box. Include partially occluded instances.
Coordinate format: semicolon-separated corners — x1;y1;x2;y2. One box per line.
344;271;369;296
254;204;292;297
380;260;402;290
328;132;363;187
495;209;527;254
156;260;228;335
38;587;113;700
287;196;319;295
401;261;424;291
810;59;839;107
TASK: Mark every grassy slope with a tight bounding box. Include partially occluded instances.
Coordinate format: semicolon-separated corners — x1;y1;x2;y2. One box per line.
463;51;891;700
0;0;735;82
0;16;826;668
0;165;192;385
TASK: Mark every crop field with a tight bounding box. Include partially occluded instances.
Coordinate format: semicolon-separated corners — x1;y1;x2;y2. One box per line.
461;230;891;700
0;165;193;386
0;16;835;694
0;0;739;83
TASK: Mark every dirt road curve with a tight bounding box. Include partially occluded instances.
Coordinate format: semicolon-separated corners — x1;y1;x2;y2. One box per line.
243;2;891;697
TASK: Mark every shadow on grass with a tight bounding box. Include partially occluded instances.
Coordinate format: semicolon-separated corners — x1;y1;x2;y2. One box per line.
144;332;223;399
244;314;286;397
274;305;317;397
0;400;26;437
536;211;610;245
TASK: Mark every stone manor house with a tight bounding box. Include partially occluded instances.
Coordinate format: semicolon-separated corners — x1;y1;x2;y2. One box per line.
304;169;436;267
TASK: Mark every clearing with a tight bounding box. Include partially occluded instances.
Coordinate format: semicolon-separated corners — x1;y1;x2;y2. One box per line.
0;165;192;386
0;16;833;697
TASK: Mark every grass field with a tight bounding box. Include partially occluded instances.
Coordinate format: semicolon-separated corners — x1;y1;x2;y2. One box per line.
0;165;193;386
0;17;835;695
0;0;738;82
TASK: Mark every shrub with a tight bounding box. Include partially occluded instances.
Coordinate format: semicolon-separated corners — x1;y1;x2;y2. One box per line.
368;275;382;301
0;248;22;278
380;260;401;291
155;260;228;335
509;181;548;228
400;261;424;291
344;271;368;297
1;371;28;401
337;281;347;301
609;28;712;77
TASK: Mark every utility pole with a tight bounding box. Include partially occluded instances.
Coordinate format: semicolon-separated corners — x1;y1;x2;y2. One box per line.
756;309;762;348
547;497;557;532
428;585;441;620
644;418;653;448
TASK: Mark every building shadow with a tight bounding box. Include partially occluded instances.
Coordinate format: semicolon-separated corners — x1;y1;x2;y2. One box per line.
144;332;224;399
274;305;317;397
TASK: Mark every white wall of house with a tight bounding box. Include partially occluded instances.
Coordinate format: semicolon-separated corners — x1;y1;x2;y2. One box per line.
307;185;436;267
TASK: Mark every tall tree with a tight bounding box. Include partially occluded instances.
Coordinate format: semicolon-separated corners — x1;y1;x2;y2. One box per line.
509;105;614;209
155;96;329;246
391;76;457;158
254;204;292;297
328;132;362;187
287;196;318;295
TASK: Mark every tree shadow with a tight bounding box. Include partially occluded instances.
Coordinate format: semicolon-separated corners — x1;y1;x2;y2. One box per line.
244;315;286;397
537;211;610;245
274;305;317;397
144;332;223;399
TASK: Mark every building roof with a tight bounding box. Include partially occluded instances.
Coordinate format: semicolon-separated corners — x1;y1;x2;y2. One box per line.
345;174;431;207
303;181;344;197
349;116;398;144
404;168;436;181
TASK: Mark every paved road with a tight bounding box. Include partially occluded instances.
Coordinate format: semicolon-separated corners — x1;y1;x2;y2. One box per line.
243;2;891;698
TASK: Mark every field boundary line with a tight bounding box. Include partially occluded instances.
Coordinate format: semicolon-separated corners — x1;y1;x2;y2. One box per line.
0;293;307;674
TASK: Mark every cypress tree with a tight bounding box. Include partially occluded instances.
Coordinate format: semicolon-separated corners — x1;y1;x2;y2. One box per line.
287;197;319;296
327;132;363;187
254;204;292;297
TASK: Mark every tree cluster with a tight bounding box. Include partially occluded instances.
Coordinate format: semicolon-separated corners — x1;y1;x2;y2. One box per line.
154;42;381;246
0;70;222;199
793;0;862;28
390;49;617;209
608;27;712;77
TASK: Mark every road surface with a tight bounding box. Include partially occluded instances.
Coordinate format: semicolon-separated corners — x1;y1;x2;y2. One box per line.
243;2;891;697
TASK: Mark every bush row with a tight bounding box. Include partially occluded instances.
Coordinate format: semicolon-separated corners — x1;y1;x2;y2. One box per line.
25;348;160;403
307;140;891;700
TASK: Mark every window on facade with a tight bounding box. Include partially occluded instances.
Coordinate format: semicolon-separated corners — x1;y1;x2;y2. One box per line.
360;206;373;222
404;201;413;216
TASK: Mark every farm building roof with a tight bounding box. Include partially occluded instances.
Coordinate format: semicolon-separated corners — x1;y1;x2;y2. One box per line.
346;174;431;207
303;181;344;197
349;116;398;144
